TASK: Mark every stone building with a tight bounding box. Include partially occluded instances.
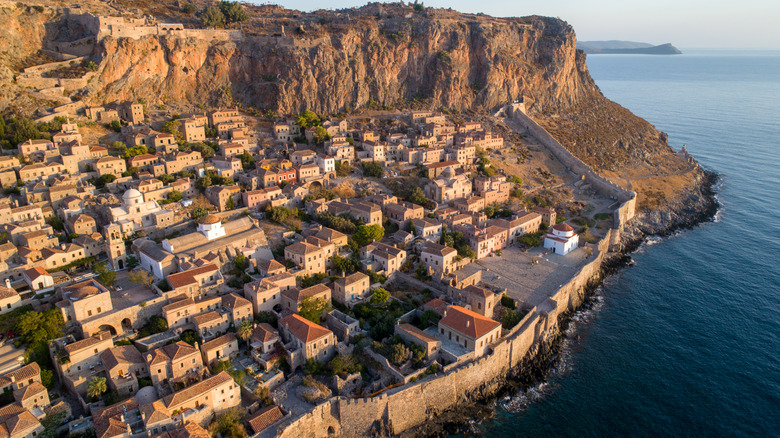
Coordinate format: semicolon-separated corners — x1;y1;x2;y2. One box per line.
145;341;204;387
279;314;336;368
438;305;501;357
332;272;370;306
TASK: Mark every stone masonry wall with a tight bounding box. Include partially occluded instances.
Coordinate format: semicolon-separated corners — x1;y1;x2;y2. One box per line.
274;230;612;437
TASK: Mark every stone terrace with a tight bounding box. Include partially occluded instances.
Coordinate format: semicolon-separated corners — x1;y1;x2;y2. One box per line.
472;245;590;308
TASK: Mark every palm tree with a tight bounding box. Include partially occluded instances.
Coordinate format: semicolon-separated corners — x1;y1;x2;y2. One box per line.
237;320;253;345
87;376;107;399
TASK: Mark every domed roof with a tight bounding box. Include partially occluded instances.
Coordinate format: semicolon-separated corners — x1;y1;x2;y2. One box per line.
123;189;143;200
553;222;574;232
199;214;222;225
71;285;99;299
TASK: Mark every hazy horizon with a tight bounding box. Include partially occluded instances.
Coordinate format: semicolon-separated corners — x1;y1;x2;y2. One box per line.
248;0;780;50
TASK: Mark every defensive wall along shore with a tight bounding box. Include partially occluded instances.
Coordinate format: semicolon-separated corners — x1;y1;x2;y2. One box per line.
274;228;616;438
272;105;643;437
501;103;638;247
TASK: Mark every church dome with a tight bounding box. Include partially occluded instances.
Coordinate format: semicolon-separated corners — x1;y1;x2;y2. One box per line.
552;223;574;232
199;214;222;225
123;189;143;204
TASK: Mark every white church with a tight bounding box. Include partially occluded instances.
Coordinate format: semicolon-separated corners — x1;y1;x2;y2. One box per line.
544;222;579;255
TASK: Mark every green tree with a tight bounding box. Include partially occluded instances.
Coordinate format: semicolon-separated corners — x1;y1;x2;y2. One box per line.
40;368;55;389
179;330;202;346
299;297;330;323
219;1;249;23
362;161;384;178
159;174;175;184
201;5;226;28
353;224;384;246
295;110;321;129
45;216;64;231
181;3;197;14
109;141;127;155
167;190;183;202
225;196;236;210
109;120;121;132
189;142;216;160
196;175;212;191
161;120;182;142
407;186;428;206
369;288;390;307
237;320;252;344
334;161;352;177
87;376;107;399
127;269;154;288
94;262;116;287
313;126;330;144
125;255;139;270
238;151;255;170
191;207;209;221
9;118;44;145
331;255;359;274
97;174;117;187
388;343;409;366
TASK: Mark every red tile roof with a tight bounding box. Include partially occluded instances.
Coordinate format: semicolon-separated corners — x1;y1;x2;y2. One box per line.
440;305;501;340
280;314;332;343
247;405;284;434
167;264;219;289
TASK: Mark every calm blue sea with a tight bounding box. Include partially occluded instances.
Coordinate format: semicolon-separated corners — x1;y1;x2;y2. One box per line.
471;50;780;437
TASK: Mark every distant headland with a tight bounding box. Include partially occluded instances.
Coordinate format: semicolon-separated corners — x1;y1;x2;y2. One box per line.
578;40;682;55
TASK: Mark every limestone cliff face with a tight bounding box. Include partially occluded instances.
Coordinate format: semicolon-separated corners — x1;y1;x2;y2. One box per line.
89;13;587;117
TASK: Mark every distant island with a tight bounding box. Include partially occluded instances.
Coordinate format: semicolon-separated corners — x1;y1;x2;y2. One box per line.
578;40;682;55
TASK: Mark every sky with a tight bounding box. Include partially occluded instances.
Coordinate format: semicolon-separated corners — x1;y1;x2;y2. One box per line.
247;0;780;49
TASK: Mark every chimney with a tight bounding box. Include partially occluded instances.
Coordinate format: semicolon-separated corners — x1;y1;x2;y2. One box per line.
4;279;10;288
194;342;199;351
466;320;470;328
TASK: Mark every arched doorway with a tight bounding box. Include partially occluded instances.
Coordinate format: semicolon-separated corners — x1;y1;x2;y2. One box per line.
97;324;117;336
121;318;133;332
309;181;323;191
118;259;124;270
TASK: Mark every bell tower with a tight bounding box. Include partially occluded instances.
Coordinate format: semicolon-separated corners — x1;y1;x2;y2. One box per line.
105;223;127;270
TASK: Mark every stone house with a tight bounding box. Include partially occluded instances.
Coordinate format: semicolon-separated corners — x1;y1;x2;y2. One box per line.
349;202;382;226
23;267;53;294
414;218;443;241
395;324;441;359
243;280;281;315
313;227;348;249
361;242;407;275
0;286;21;315
438;305;501;357
284;242;326;275
250;323;280;355
100;345;149;396
426;160;461;178
119;102;144;125
421;242;458;276
18;162;64;182
200;333;238;366
95;156;126;177
128;153;160;172
205;185;241;211
181;118;206;143
162;371;240;425
532;206;557;226
67;214;97;235
281;284;332;313
332;272;370;306
145;341;204;387
166;264;223;299
194;310;230;339
453;195;485;214
384;201;425;228
162;296;222;331
279;314;336;366
490;212;542;244
164;151;203;175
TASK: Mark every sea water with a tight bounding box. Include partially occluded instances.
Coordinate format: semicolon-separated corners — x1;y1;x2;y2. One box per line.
472;50;780;437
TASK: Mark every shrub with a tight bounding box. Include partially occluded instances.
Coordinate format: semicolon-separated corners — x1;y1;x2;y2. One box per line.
501;295;516;310
362;161;384;178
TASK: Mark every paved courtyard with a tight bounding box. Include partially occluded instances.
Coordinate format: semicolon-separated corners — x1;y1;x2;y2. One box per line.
472;245;591;308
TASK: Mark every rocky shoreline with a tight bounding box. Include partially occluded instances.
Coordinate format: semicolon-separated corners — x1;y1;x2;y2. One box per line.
400;171;720;438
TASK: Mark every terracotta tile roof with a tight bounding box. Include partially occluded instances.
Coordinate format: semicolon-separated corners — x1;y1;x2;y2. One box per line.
258;259;286;275
553;222;574;232
160;421;210;438
334;272;369;288
2;363;40;383
100;346;144;372
251;323;278;344
13;382;46;402
167;264;219;289
464;285;494;298
162;371;233;409
138;400;170;425
421;242;457;257
0;404;40;438
247;405;284;434
423;298;448;315
284;241;321;256
200;333;236;352
64;332;111;354
280;314;332;343
281;284;331;304
193;310;222;326
146;341;199;366
0;287;18;301
93;398;137;438
314;227;346;242
221;293;251;311
23;267;49;281
162;296;194;313
440;305;501;340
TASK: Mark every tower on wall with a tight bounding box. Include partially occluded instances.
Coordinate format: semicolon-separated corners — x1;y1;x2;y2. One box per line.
105;223;127;270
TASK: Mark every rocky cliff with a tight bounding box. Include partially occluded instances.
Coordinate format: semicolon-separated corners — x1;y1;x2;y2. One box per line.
2;1;716;220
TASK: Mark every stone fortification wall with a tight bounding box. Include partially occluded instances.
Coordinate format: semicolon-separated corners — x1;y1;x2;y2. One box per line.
507;105;637;230
275;230;612;437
